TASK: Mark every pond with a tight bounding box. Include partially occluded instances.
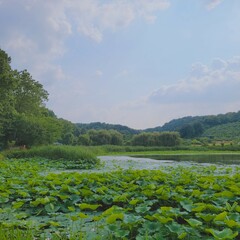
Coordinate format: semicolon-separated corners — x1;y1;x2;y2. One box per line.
97;154;240;172
131;154;240;165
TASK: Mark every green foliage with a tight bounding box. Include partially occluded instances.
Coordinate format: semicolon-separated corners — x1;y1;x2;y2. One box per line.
76;122;140;135
3;145;99;169
0;153;5;160
0;48;61;148
147;111;240;140
13;70;48;115
58;118;77;145
131;132;181;147
0;159;239;239
79;129;124;146
13;114;62;146
159;111;240;132
203;122;240;140
0;226;36;240
180;122;204;138
78;133;91;146
0;49;17;146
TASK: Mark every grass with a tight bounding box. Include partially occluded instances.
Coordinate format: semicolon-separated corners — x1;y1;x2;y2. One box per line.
2;145;100;169
0;227;35;240
84;144;240;156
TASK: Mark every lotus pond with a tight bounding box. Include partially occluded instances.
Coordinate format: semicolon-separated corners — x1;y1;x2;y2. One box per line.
0;155;240;239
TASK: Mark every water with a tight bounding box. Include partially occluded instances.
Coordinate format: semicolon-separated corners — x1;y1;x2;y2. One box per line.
97;155;221;171
52;155;240;174
98;155;175;170
131;154;240;165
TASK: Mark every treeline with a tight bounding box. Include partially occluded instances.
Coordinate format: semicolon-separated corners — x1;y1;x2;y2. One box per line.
147;112;240;139
76;122;139;135
74;130;181;147
131;132;181;147
202;122;240;140
177;113;240;139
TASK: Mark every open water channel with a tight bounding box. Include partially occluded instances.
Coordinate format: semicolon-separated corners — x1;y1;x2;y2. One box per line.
97;154;240;172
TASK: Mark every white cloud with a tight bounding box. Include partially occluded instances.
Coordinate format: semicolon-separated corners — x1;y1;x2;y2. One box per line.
0;0;170;81
148;57;240;105
107;56;240;128
95;70;103;77
1;0;236;129
205;0;224;10
67;0;170;42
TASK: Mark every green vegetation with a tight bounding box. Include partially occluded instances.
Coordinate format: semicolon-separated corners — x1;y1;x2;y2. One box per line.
0;48;66;148
0;226;36;240
3;145;99;169
203;122;240;140
88;145;240;157
148;112;240;140
76;122;139;135
78;129;124;146
0;158;239;239
155;112;240;133
131;132;181;147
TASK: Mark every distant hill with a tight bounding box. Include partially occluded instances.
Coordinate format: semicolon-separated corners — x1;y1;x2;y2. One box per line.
75;122;140;135
146;116;197;132
145;111;240;138
202;122;240;140
148;111;240;132
76;111;240;139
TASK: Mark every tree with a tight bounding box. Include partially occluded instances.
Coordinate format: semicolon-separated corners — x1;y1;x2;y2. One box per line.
156;132;181;146
78;134;91;146
0;49;17;147
131;133;152;146
14;70;48;115
131;132;181;147
88;129;111;145
58;119;76;145
0;48;61;147
79;129;124;146
61;133;75;145
14;115;62;146
179;122;204;139
179;124;195;138
109;130;123;145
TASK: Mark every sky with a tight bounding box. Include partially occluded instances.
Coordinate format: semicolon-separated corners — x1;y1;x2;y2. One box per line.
1;0;240;129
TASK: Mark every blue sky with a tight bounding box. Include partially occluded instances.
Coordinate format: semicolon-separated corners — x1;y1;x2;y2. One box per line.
1;0;240;129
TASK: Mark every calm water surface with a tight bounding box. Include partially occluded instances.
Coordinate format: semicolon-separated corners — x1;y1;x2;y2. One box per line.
132;154;240;165
98;154;240;172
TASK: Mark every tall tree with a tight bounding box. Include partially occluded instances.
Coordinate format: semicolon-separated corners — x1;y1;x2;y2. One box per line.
14;70;48;115
0;49;17;147
0;48;60;147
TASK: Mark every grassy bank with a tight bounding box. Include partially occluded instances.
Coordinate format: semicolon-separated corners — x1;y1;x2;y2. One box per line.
2;145;100;169
93;145;240;156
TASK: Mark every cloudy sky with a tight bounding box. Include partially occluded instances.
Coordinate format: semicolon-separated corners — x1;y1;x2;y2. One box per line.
1;0;240;129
